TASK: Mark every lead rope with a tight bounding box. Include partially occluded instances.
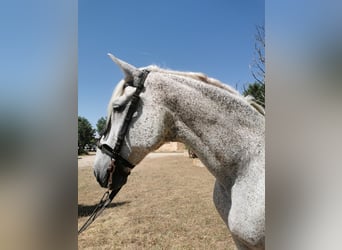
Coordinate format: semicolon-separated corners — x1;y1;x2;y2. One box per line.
78;186;121;235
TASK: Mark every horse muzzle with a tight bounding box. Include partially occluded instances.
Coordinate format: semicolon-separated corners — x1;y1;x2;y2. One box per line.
106;158;134;190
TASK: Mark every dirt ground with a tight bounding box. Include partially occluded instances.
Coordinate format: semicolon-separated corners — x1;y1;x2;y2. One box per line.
78;152;235;249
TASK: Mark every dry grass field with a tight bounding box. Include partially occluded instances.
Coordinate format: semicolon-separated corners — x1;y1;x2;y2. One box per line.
78;153;235;249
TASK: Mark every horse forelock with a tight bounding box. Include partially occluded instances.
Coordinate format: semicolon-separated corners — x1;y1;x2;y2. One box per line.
106;79;126;126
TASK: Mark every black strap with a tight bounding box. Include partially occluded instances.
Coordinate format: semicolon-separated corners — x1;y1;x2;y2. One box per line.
78;187;122;235
99;69;149;166
99;144;134;169
111;70;149;158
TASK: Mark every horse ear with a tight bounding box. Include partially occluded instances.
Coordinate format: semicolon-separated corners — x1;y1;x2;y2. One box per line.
108;53;141;82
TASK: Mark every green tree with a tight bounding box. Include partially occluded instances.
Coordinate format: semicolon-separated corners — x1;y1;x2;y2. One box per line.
78;116;95;154
96;116;107;136
243;82;265;108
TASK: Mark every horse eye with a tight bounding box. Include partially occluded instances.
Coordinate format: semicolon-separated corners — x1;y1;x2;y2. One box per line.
113;104;125;113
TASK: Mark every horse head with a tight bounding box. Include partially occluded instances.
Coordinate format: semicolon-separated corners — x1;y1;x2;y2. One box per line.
93;54;168;189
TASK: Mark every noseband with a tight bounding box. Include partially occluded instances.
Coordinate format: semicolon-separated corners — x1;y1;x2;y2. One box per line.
98;69;150;189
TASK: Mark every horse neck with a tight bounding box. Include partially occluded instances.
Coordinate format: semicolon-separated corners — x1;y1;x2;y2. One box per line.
151;73;265;180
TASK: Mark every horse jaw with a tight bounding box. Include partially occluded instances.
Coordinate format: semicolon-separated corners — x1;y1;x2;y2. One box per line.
107;53;142;83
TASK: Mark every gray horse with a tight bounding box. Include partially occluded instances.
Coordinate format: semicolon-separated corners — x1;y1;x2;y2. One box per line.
93;54;265;249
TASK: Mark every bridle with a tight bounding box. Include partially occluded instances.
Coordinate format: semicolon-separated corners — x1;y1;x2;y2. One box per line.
98;69;150;189
78;69;149;235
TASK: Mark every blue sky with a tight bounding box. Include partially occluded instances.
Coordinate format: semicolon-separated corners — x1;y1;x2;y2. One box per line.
79;0;264;128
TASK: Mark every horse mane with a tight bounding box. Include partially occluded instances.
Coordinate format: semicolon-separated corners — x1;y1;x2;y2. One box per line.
107;65;265;122
145;65;265;115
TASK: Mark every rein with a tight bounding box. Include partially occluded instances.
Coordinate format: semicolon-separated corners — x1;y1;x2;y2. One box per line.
78;187;121;235
78;69;150;235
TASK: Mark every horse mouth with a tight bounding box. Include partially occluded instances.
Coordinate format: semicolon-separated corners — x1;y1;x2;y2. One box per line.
102;178;109;188
94;170;109;188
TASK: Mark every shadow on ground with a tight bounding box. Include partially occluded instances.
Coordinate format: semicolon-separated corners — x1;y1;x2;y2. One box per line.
78;201;130;217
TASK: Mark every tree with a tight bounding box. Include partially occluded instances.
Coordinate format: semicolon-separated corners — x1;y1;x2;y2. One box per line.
250;25;265;85
243;82;265;108
96;116;107;136
78;116;95;154
245;25;265;108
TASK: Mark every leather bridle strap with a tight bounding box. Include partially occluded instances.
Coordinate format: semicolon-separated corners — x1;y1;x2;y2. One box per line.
78;187;122;235
111;70;149;157
99;144;134;169
98;69;150;187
